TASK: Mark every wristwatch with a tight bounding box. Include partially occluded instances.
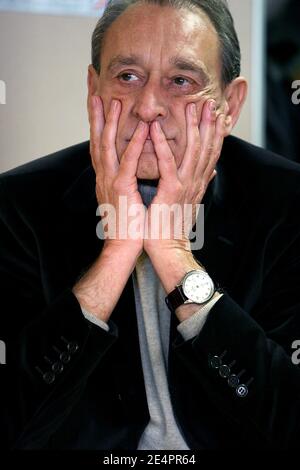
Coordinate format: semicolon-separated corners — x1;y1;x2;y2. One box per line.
165;269;216;312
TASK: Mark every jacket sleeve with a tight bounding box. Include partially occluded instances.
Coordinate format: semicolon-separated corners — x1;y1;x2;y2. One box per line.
0;178;118;450
172;194;300;449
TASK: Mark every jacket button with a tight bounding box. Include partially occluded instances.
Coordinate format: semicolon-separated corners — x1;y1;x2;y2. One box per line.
236;384;248;398
219;364;231;378
52;362;64;374
43;371;55;385
60;352;71;364
67;342;79;354
209;355;222;369
61;336;79;354
228;374;240;388
209;350;227;369
53;346;71;364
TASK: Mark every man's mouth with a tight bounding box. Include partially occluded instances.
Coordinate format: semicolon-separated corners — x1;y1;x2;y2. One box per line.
126;137;174;142
126;129;174;142
142;140;155;151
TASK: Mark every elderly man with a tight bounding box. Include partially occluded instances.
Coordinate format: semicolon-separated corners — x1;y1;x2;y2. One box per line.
1;0;300;450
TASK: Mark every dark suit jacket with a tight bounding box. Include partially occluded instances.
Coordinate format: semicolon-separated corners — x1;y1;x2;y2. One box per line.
1;135;300;450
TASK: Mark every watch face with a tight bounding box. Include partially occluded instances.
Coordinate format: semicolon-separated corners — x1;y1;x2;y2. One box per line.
182;270;214;304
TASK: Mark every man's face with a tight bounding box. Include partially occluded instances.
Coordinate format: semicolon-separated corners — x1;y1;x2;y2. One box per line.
95;3;223;179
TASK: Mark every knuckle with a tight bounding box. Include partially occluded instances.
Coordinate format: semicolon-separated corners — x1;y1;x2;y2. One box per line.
206;143;215;156
100;141;110;153
193;142;201;156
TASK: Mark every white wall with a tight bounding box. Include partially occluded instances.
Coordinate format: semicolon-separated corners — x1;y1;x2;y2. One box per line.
228;0;265;148
0;12;94;172
0;1;265;172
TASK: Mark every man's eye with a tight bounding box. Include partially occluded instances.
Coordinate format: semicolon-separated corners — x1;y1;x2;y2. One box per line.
118;73;139;82
173;77;192;87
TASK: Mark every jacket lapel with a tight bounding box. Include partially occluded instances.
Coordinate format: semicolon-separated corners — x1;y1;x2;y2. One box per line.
193;140;247;295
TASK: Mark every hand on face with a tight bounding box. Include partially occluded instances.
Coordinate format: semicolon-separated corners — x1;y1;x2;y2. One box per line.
89;93;227;253
144;98;227;252
88;94;148;254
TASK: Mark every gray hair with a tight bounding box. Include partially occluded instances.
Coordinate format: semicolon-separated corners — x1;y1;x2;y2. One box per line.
91;0;241;86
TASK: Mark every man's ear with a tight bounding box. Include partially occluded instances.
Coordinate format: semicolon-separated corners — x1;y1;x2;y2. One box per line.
222;77;248;136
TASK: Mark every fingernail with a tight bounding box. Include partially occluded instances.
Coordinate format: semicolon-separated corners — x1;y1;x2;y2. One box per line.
112;99;119;112
209;100;216;113
153;121;161;132
189;103;197;116
138;121;146;131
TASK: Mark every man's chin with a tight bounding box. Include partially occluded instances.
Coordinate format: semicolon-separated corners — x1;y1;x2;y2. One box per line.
136;153;160;180
136;171;160;180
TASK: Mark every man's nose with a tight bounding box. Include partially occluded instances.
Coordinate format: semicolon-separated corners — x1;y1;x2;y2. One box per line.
132;80;168;123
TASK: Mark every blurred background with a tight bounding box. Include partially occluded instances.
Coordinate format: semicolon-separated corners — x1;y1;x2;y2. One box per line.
0;0;299;172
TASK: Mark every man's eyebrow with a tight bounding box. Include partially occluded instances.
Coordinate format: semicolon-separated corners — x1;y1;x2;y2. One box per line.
169;56;210;86
107;54;142;73
107;54;210;85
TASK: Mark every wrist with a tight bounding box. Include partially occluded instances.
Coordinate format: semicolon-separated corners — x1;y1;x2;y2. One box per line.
147;245;204;294
73;242;141;323
176;291;222;322
144;238;191;257
103;239;143;261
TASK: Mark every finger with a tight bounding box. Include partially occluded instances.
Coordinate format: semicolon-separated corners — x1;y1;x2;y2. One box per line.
178;102;201;180
87;92;96;126
203;113;226;182
150;121;177;181
89;95;106;170
118;121;149;179
196;99;217;177
97;99;122;175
